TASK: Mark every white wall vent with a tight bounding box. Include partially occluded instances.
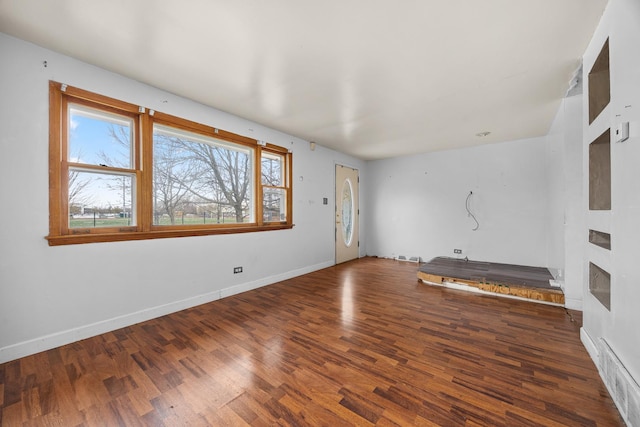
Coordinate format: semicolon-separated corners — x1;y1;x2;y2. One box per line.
600;338;640;426
395;255;420;263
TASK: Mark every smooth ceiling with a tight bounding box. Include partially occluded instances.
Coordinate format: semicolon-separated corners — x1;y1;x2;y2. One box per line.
0;0;607;160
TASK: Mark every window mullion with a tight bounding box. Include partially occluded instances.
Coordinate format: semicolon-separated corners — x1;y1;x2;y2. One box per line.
256;145;264;226
139;112;152;232
60;95;72;235
67;163;136;175
286;152;293;224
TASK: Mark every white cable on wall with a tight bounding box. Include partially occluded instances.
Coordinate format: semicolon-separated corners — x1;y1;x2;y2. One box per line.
466;191;479;231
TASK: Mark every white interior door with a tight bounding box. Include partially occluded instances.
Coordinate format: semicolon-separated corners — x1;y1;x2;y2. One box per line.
335;165;359;264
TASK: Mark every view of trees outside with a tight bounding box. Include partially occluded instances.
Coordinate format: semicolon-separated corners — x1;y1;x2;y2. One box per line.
68;153;93;211
68;106;135;228
67;106;286;228
68;170;134;227
261;152;286;222
152;125;254;225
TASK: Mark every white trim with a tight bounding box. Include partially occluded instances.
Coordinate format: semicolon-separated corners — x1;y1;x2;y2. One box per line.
220;260;333;298
0;260;334;364
580;327;600;366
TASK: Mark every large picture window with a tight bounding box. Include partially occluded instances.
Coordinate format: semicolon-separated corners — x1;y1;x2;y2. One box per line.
152;124;254;226
48;82;292;245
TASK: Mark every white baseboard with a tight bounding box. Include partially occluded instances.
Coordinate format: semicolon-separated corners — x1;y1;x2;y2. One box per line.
0;260;334;364
220;260;334;298
580;327;600;364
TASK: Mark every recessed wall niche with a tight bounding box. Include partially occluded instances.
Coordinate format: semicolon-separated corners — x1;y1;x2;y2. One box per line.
589;262;611;310
588;38;610;124
589;129;611;210
589;229;611;250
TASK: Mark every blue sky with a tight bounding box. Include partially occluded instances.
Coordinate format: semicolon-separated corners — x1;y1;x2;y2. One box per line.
69;108;132;167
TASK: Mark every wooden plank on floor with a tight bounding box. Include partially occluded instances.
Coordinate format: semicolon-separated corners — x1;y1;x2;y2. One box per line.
418;265;565;305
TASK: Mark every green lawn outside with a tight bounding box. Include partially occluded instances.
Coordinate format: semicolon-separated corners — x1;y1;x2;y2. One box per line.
69;216;246;228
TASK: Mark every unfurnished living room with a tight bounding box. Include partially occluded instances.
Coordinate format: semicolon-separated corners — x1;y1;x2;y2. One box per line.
0;1;639;426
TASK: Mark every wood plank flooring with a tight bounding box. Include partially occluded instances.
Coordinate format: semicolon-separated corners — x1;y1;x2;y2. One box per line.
0;257;623;426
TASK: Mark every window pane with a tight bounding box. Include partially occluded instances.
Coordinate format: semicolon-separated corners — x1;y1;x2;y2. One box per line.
68;170;135;228
153;125;254;225
68;105;133;168
341;179;354;246
262;153;284;186
263;188;286;222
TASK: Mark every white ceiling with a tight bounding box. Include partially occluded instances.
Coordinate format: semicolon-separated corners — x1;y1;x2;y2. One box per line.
0;0;607;160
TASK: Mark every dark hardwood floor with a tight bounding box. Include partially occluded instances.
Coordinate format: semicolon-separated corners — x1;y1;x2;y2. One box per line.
0;257;623;426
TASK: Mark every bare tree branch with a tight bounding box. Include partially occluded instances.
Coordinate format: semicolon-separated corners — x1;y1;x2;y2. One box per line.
68;148;94;212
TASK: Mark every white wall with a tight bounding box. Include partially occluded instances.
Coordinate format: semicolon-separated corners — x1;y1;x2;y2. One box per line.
580;0;640;390
365;136;551;267
0;33;366;363
546;94;585;310
546;102;566;279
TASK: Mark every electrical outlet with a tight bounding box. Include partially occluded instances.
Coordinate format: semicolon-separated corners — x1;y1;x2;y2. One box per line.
233;266;243;274
454;249;462;254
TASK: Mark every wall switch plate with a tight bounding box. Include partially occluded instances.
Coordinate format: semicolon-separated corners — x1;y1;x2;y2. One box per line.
616;122;629;143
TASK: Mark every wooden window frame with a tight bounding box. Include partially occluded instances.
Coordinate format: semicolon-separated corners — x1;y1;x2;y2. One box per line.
47;81;293;246
261;150;292;224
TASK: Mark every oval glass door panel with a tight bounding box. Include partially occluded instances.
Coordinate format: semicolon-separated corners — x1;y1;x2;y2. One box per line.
341;179;354;246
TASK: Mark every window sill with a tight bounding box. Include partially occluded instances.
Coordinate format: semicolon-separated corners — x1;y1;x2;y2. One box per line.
46;224;294;246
